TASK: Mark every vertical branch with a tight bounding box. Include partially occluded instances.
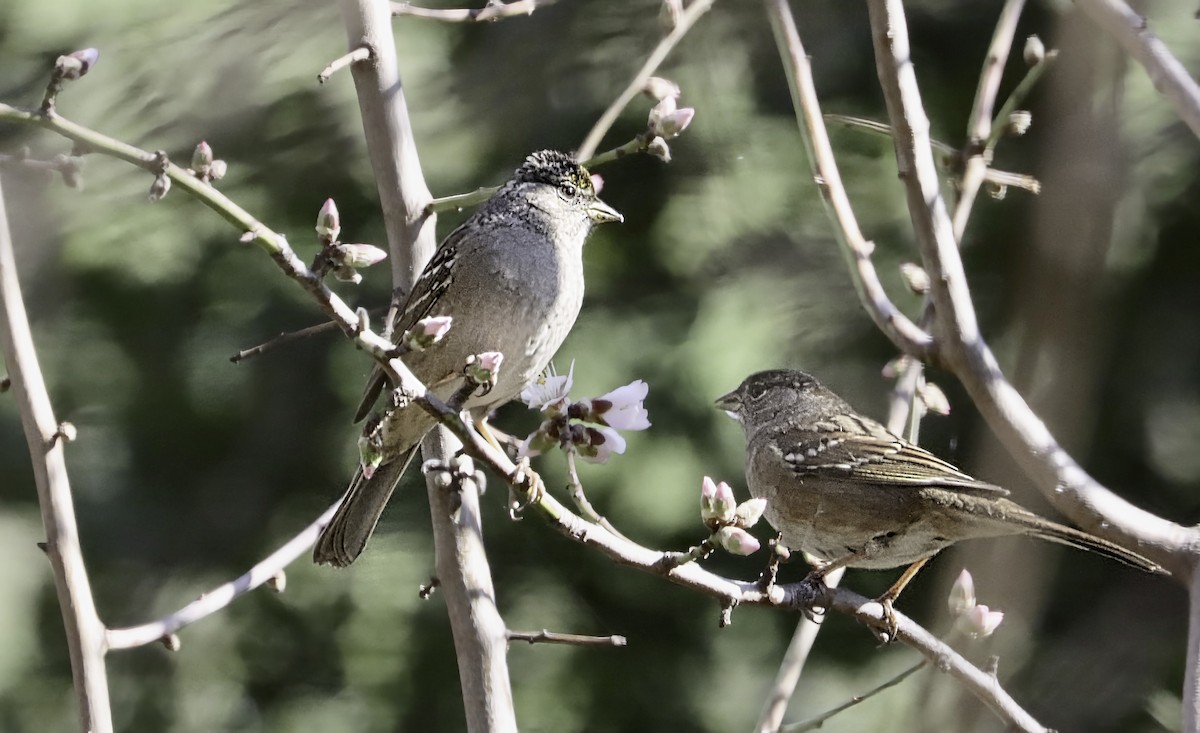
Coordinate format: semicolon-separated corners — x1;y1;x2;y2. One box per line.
423;434;517;733
0;176;113;733
1185;564;1200;732
339;0;438;284
336;2;515;730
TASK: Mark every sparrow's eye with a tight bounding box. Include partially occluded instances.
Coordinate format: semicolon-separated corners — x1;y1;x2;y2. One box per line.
560;183;578;198
746;383;770;401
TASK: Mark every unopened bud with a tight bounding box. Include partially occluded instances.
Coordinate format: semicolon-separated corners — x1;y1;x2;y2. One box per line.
147;174;170;202
715;526;761;556
642;76;681;102
333;243;387;269
658;0;682;32
646;136;671;163
1007;110;1032;137
192;141;213;174
918;381;950;416
655;107;695;139
207;159;227;181
465;351;504;386
316;198;341;243
947;569;976;616
1023;35;1045;66
899;262;930;294
734;498;767;528
55;422;77;443
160;633;181;652
266;571;287;593
956;604;1004;638
56;48;100;80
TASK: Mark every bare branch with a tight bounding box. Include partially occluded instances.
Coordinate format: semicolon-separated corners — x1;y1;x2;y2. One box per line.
506;629;627;648
317;45;371;84
1077;0;1200;141
106;501;342;650
391;0;554;22
0;174;113;732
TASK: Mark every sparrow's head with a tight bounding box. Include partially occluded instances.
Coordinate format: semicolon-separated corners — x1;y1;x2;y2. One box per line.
715;369;831;429
507;150;623;227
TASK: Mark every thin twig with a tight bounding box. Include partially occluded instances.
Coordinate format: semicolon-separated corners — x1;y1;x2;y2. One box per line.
230;319;341;363
317;45;371;83
391;0;554;22
106;500;342;650
564;449;635;544
506;629;627;647
783;659;927;732
574;0;716;160
229;307;389;363
953;0;1027;242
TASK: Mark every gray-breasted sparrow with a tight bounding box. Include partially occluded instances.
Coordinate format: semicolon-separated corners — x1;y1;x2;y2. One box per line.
314;150;622;567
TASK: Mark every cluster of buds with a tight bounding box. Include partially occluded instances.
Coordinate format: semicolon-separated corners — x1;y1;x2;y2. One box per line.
642;77;695;163
700;476;766;556
947;569;1004;638
313;198;387;284
189;141;228;184
517;364;651;464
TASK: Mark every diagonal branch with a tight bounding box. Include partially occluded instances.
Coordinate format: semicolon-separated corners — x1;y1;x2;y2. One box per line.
1076;0;1200;141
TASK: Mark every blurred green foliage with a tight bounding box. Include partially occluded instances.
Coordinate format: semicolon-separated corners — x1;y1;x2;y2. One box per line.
2;0;1199;731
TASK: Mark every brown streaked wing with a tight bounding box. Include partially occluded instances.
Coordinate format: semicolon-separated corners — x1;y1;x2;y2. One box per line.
774;412;1006;494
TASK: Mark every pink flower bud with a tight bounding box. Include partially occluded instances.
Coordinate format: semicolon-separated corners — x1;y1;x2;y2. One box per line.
192;141;213;173
716;526;761;556
646;136;671;163
56;48;100;80
919;382;950;416
642;76;681;102
700;477;737;524
734;498;767;528
334;243;387;269
655;108;694;138
947;569;976;617
956;604;1004;638
316;198;341;242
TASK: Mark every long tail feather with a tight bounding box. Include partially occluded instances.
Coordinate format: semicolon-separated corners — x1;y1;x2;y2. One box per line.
1023;520;1165;575
313;447;419;567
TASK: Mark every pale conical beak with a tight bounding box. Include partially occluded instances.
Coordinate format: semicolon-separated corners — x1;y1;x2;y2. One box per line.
714;391;742;421
587;198;623;224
